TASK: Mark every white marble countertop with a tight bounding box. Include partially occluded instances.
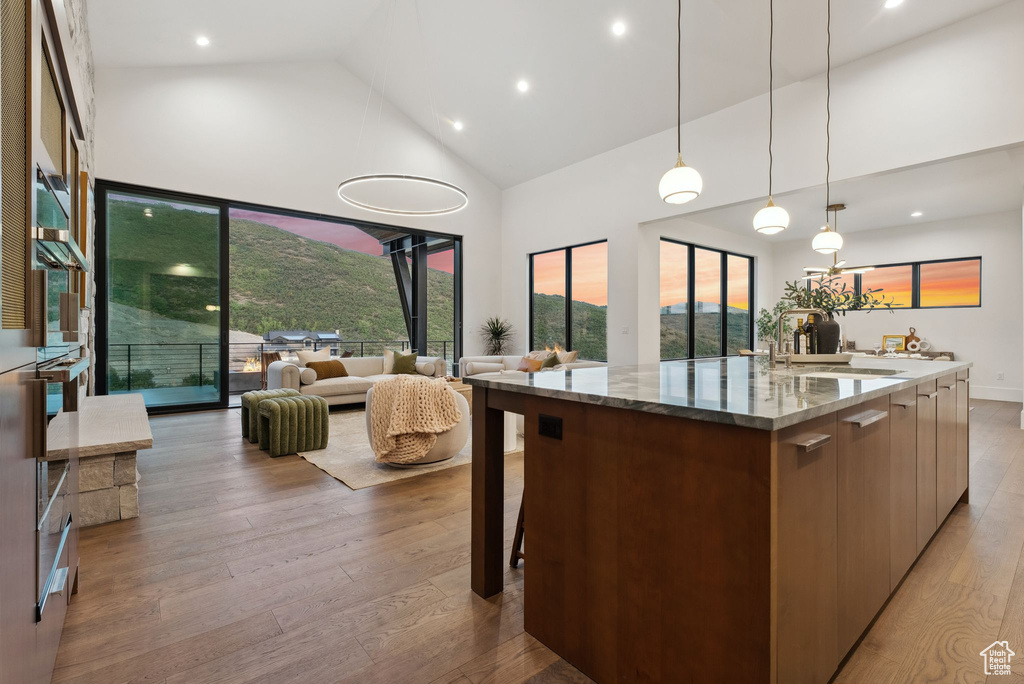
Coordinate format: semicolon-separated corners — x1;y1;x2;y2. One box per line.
464;356;972;431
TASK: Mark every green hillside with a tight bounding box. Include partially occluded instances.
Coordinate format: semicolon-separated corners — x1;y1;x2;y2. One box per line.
532;293;607;361
228;218;454;348
660;310;751;358
107;199;455;357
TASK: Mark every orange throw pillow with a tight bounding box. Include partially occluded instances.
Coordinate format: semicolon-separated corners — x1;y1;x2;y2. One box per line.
517;357;543;372
305;360;348;379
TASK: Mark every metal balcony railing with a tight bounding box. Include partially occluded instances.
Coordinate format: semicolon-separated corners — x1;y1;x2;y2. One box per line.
107;340;454;393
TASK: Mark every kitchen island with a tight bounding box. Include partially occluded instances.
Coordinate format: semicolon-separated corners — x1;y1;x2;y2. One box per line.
465;356;971;684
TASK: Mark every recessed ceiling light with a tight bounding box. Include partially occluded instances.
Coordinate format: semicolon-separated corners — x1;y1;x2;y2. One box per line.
911;211;923;217
884;0;904;8
516;79;529;93
452;120;464;131
196;36;210;47
611;21;626;36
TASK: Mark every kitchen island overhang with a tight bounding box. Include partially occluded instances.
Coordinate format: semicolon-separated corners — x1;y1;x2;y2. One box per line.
466;357;972;684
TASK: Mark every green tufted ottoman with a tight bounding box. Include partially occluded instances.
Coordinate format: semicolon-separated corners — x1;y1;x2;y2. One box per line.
257;395;330;457
241;388;300;443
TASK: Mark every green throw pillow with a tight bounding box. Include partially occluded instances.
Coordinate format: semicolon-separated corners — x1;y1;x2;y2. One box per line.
391;350;419;374
540;352;560;369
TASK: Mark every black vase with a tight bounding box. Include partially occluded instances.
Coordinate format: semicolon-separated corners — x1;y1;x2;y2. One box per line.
816;315;842;354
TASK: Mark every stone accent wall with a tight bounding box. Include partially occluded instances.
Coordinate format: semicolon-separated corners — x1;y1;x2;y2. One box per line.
76;451;140;526
63;0;98;396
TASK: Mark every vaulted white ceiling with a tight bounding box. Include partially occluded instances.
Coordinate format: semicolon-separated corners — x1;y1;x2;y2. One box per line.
685;145;1024;240
88;0;1014;188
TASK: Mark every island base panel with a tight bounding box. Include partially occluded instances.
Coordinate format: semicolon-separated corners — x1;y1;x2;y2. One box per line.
521;395;773;683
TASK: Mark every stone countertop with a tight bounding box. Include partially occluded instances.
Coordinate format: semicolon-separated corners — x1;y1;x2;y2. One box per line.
464;357;973;431
45;394;154;460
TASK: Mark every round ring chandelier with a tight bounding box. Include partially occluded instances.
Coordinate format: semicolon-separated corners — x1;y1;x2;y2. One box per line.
339;0;468;218
337;174;468;216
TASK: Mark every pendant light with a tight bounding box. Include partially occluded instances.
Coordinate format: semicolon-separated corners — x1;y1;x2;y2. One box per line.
811;0;841;254
752;0;789;235
802;203;875;278
659;0;703;204
338;0;468;216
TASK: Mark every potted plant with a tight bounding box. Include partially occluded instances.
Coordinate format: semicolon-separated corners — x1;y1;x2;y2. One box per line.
756;300;796;350
480;317;515;355
780;272;894;353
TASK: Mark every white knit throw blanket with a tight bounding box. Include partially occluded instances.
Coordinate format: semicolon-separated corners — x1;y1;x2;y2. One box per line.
369;375;463;464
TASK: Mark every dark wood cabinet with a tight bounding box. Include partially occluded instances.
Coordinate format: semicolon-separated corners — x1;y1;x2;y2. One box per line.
477;362;973;684
916;380;938;553
837;396;891;658
0;367;38;684
956;370;970;502
935;374;958;523
776;413;839;684
889;388;918;591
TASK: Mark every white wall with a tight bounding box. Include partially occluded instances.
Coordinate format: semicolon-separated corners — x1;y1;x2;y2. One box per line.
501;1;1024;366
93;60;503;355
771;212;1023;402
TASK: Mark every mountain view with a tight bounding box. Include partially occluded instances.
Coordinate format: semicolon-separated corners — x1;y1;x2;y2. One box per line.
531;293;607;361
228;217;455;353
660;303;751;358
106;198;457;389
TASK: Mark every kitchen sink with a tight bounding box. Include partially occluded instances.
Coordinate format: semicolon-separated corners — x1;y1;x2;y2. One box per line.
793;366;905;381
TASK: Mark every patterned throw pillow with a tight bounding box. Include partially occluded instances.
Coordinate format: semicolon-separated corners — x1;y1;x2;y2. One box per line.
556;349;579;364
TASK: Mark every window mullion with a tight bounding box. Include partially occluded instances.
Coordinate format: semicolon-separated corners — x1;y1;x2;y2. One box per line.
687;245;696;359
719;251;727;357
565;248;572;351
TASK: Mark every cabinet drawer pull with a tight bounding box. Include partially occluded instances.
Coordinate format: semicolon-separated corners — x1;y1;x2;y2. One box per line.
919;391;938;399
958;378;970;384
844;409;888;427
892;399;917;409
940;383;955;390
30;379;47;459
794;433;832;452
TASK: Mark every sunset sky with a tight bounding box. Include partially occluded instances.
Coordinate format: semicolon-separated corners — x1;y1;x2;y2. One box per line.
230;208;455;274
659;242;749;310
920;259;981;307
861;265;912;307
532;243;609;307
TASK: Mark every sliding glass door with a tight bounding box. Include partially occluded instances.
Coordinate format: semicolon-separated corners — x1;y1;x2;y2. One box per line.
96;181;464;412
97;188;227;409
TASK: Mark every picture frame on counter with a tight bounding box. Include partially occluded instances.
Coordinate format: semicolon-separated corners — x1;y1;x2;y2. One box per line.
882;335;907;351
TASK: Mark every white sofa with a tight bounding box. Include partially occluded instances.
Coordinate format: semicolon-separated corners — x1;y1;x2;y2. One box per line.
267;355;447;406
459;354;605;378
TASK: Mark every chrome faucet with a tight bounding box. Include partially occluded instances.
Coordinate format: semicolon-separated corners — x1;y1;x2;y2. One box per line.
769;308;829;370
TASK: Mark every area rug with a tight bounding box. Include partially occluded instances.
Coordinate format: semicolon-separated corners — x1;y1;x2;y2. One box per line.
298;407;523;490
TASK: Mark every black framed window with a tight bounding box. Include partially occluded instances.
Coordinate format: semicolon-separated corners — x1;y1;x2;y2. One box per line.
96;180;464;413
806;257;981;309
659;239;754;360
529;240;608;361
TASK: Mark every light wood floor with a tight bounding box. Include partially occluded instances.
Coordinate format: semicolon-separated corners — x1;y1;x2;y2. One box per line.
53;400;1024;683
